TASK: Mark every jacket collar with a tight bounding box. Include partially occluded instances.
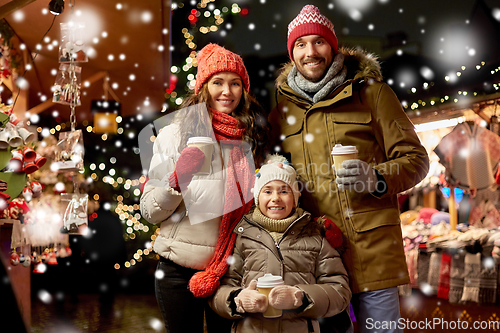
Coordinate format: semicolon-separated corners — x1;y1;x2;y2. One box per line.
234;209;311;239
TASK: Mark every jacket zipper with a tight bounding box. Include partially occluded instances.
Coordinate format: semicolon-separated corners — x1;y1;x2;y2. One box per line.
168;208;187;239
274;242;284;261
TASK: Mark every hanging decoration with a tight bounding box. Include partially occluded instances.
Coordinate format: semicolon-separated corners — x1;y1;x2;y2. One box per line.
50;15;89;238
0;20;22;79
58;22;88;63
52;63;82;106
54;129;84;172
60;192;88;234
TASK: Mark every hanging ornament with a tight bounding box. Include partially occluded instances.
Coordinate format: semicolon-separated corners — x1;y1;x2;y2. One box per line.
54;130;85;172
60;193;89;235
47;252;58;265
166;75;178;94
58;22;88;63
32;260;46;274
52;64;82;106
30;181;43;198
22;187;33;202
10;252;20;265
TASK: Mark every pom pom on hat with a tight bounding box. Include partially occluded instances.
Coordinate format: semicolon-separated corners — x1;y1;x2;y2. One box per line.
253;154;301;206
195;43;250;94
287;5;338;60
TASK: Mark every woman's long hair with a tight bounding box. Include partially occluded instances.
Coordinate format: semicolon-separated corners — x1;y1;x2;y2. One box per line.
173;83;270;165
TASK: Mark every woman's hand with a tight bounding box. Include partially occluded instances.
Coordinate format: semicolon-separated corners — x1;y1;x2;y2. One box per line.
168;146;205;192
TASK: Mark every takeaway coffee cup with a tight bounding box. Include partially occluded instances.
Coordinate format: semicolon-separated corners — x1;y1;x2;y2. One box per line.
257;273;284;318
331;144;358;170
187;137;214;174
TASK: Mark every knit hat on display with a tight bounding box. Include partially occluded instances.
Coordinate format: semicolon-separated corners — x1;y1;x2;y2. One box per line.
287;5;338;60
194;43;250;94
252;154;301;206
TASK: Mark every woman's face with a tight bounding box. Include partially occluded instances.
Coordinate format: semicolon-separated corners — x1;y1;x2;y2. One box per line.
207;72;243;114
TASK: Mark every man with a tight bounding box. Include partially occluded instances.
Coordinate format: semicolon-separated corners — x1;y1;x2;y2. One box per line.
271;5;429;333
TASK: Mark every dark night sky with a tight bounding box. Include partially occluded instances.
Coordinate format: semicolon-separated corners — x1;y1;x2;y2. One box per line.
217;0;499;63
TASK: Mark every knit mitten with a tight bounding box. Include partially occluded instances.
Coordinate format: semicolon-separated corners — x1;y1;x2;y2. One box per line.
315;216;343;248
268;285;303;310
168;146;205;192
234;280;268;313
335;159;380;193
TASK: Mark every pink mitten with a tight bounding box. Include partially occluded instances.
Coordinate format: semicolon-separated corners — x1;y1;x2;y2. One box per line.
234;280;268;313
168;146;205;192
268;285;303;310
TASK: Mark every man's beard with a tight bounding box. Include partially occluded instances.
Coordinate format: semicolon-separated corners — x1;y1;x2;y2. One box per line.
298;58;328;82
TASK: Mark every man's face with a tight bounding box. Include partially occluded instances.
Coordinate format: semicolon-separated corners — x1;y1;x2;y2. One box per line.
292;35;334;83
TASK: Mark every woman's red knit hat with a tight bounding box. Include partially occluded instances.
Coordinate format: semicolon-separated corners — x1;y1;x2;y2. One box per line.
287;5;338;60
194;43;250;94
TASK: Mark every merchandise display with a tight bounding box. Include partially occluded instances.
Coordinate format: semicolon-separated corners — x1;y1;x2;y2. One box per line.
399;121;500;307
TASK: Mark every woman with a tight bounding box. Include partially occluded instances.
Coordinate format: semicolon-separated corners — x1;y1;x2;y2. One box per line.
140;43;269;333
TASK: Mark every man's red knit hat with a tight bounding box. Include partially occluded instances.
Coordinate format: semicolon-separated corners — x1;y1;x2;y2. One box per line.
194;43;250;94
287;5;338;60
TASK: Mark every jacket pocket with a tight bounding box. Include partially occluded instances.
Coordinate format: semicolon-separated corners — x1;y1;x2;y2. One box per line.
347;202;400;233
328;110;373;156
330;110;371;124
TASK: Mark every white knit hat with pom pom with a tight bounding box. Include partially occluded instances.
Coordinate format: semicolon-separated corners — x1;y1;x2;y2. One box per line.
252;154;301;206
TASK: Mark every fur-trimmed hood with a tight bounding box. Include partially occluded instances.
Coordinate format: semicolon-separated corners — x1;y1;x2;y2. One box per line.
276;47;383;88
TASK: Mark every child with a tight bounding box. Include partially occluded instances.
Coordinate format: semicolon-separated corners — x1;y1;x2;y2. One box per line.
210;155;352;332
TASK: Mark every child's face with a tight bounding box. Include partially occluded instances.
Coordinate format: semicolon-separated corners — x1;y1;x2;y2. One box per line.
258;180;295;220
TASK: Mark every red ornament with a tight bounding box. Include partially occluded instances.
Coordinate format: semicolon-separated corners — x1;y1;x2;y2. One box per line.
47;252;58;265
166;75;178;94
10;253;20;266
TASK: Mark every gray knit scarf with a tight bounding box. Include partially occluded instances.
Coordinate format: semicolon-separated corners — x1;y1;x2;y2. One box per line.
287;52;347;103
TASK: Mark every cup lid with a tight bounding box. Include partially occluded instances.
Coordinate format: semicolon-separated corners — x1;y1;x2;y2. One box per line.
187;136;213;144
331;144;358;155
256;273;284;288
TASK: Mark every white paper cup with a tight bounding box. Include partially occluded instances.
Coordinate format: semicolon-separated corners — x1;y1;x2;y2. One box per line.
331;144;358;170
187;137;214;174
257;273;284;318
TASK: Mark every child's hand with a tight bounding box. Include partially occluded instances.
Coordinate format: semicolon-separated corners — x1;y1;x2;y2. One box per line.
268;285;303;310
315;216;343;248
234;280;268;313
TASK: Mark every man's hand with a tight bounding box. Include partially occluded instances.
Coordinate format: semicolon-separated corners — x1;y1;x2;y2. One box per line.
335;159;382;193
